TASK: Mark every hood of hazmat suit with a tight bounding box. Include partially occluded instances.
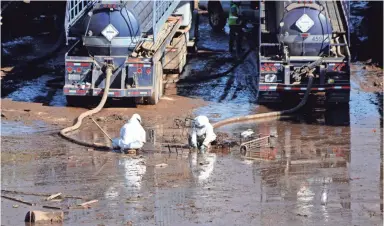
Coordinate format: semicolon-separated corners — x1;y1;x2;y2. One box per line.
115;114;146;149
190;116;217;147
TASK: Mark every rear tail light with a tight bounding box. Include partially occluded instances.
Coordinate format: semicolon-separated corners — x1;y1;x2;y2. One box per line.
333;63;346;71
76;68;82;73
67;67;73;73
261;64;280;72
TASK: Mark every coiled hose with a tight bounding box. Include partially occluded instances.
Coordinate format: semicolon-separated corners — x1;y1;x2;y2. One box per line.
212;75;314;129
59;65;113;150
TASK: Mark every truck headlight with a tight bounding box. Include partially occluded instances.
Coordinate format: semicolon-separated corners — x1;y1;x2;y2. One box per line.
265;74;277;83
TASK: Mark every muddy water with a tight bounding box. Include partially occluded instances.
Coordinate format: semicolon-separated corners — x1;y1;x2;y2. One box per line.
2;97;382;226
2;71;382;226
1;6;383;226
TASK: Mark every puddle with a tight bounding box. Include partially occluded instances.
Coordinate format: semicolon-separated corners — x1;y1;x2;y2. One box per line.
1;120;52;136
7;75;55;102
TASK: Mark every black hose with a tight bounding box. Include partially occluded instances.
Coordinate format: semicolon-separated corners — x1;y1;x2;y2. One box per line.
212;75;314;128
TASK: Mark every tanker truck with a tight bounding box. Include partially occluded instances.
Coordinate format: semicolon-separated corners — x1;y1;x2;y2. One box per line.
257;0;351;105
63;0;199;106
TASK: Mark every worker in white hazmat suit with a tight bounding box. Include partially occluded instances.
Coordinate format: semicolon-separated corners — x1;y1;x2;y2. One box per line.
189;115;217;153
112;114;146;151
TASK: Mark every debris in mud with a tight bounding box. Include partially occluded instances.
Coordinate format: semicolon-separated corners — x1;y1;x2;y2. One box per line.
25;210;64;223
297;213;308;217
79;199;98;208
373;81;383;87
215;132;230;144
126;196;145;203
361;64;384;90
12;204;19;208
96;117;105;122
1;194;34;206
45;192;62;201
155;163;168;168
1;189;83;199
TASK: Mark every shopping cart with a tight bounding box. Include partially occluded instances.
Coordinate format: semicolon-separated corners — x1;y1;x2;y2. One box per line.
239;133;278;160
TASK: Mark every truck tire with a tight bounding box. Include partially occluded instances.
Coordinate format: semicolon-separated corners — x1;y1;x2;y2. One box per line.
190;9;200;41
208;4;226;32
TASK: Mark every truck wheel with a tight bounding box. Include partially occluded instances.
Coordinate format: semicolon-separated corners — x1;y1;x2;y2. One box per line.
208;4;226;32
191;9;200;41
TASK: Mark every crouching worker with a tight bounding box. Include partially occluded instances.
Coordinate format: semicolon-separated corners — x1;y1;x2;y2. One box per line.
112;114;146;152
189;115;217;153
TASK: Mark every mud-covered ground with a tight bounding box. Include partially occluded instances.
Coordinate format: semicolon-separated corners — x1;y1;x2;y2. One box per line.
1;5;383;226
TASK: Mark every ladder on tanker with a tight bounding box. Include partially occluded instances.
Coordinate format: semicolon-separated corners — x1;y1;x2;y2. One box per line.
320;0;350;34
65;0;181;43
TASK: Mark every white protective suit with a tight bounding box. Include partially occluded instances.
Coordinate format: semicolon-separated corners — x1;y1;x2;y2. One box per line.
190;115;217;149
112;114;146;150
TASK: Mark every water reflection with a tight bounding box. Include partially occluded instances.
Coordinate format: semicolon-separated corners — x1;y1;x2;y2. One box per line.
219;105;354;222
120;158;146;190
189;152;217;184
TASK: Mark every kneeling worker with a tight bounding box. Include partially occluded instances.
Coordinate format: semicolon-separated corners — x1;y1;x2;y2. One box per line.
113;113;146;151
189;115;217;153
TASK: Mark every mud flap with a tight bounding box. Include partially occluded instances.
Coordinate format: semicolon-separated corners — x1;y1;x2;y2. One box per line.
146;61;163;105
326;91;350;104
